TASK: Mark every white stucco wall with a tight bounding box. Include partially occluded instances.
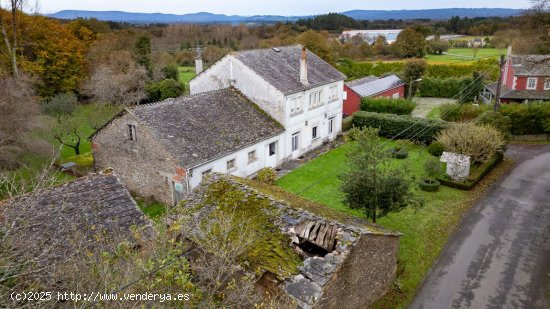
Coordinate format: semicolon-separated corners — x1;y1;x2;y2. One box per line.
189;55;232;94
187;134;284;189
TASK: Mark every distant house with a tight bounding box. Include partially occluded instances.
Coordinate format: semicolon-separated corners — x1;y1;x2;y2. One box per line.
482;49;550;103
0;173;153;264
343;75;406;116
169;173;401;309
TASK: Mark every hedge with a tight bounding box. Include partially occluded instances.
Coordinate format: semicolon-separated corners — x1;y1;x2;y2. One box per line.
500;103;550;135
360;97;416;115
353;111;449;144
342;115;354;132
437;152;503;190
417;76;473;98
440;103;490;122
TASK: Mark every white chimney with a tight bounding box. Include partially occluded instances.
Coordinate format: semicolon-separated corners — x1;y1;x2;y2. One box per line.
195;46;204;74
300;46;308;86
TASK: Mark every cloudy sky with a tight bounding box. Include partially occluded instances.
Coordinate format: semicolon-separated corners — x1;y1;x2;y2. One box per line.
36;0;530;15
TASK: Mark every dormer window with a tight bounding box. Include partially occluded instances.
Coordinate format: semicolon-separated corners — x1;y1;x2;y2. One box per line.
127;124;137;141
527;77;537;90
309;90;324;109
328;85;338;102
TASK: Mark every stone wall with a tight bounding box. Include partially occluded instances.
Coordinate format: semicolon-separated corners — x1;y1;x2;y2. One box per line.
92;112;180;205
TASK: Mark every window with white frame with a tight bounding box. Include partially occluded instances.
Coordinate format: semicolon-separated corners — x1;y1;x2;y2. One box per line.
309;90;324;109
328;85;338;102
226;159;236;171
292;132;300;151
392;92;400;99
247;150;257;164
545;78;550;90
127;124;137;141
527;77;537;90
312;126;318;140
328;117;335;134
202;169;212;177
269;141;277;156
289;96;303;116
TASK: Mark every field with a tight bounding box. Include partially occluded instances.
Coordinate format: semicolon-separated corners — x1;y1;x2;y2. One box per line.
276;140;482;308
179;66;196;93
424;47;502;64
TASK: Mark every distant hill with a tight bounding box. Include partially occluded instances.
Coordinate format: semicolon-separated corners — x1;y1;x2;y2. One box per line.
48;8;523;24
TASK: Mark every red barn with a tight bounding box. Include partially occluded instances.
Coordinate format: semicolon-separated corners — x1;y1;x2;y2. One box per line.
343;75;406;116
482;48;550;104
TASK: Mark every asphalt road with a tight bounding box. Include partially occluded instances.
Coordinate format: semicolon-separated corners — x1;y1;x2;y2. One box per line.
410;144;550;309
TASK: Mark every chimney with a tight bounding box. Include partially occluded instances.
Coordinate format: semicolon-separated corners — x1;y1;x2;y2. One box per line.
300;46;308;86
195;47;204;74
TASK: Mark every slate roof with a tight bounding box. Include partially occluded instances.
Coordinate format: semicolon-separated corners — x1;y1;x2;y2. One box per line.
346;76;377;88
485;82;550;100
233;45;346;95
511;55;550;76
129;87;284;168
0;173;153;262
347;75;405;97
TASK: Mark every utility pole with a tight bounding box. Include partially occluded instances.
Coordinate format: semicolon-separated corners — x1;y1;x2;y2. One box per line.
494;54;506;112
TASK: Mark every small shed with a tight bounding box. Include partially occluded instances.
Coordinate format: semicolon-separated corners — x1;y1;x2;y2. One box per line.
440;152;471;181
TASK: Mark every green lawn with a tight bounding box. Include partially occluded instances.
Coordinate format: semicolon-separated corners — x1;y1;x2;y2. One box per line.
426;106;441;120
179;66;196;93
277;140;476;308
425;47;502;64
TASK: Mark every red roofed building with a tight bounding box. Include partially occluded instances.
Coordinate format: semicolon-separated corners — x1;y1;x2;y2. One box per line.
343;75;405;116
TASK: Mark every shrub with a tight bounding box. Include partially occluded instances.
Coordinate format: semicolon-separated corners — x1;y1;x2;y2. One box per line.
476;111;512;137
424;156;442;179
342;115;354;132
361;97;416;115
440;103;490;122
417;76;473;98
147;79;185;102
390;148;408;159
419;179;440;192
42;92;78;118
353;111;448;144
162;64;179;80
500;103;550;135
344;126;362;142
427;142;445;157
257;168;277;185
436;123;505;164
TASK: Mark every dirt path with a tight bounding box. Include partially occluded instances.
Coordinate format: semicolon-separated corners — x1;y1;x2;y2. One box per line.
410;144;550;309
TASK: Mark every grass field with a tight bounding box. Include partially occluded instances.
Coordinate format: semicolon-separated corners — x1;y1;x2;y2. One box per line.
276;140;477;308
179;66;196;93
425;47;502;64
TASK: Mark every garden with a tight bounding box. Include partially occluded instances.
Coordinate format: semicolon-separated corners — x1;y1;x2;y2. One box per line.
276;99;511;307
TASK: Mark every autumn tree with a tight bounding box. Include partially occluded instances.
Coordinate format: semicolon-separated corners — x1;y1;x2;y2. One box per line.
136;36;153;77
427;33;449;54
297;30;333;64
392;28;427;58
403;58;427;97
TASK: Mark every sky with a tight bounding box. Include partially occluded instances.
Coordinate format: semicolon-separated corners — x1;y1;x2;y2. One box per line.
36;0;531;16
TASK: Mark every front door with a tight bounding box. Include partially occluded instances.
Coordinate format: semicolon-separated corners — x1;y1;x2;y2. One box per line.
328;117;335;139
265;141;278;168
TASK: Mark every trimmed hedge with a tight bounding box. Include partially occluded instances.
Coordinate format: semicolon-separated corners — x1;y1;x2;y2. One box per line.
419;179;440;192
361;97;416;115
342;115;354;132
353;111;449;144
500;103;550;135
437;152;503;190
417;76;473;98
440;103;490;122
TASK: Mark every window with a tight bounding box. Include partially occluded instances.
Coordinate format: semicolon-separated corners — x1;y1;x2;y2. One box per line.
289;96;303;116
248;150;257;164
309;90;324;109
226;159;236;171
328;85;338;102
202;169;212;177
545;79;550;90
527;77;537;90
312;126;318;140
392;92;400;99
127;124;137;141
292;132;300;151
328;117;335;134
269;142;277;156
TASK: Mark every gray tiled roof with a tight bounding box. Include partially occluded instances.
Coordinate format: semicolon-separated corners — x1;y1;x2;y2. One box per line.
347;75;404;97
346;76;378;88
233;45;346;95
485;82;550;100
511;55;550;76
130;88;284;168
0;174;153;262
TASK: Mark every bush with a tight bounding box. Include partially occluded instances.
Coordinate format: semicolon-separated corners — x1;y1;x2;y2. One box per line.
438;152;503;190
500;103;550;135
146;79;185;102
418;76;473;98
344;126;362;142
476;111;512;137
361;97;416;115
353;111;448;144
419;179;440;192
162;64;179;80
436;123;505;164
342;116;354;132
424;156;442;179
257;168;277;185
42;92;78;117
440;103;490;122
390;148;408;159
427;142;445;157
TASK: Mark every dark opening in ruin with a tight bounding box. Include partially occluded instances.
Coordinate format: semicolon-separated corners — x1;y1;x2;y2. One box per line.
297;239;330;257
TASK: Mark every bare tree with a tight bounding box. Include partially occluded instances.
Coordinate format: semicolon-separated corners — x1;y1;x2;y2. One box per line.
0;0;24;77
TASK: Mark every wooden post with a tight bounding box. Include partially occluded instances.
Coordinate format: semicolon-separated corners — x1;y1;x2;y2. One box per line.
494;54;506;112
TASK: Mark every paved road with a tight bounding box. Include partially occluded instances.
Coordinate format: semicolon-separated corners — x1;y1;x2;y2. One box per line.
410;144;550;309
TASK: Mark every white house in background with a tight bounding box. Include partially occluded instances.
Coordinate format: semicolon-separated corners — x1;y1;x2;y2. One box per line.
92;45;346;205
190;45;346;160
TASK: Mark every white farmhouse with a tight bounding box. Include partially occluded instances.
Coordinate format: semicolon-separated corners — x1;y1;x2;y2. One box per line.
91;45;346;205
